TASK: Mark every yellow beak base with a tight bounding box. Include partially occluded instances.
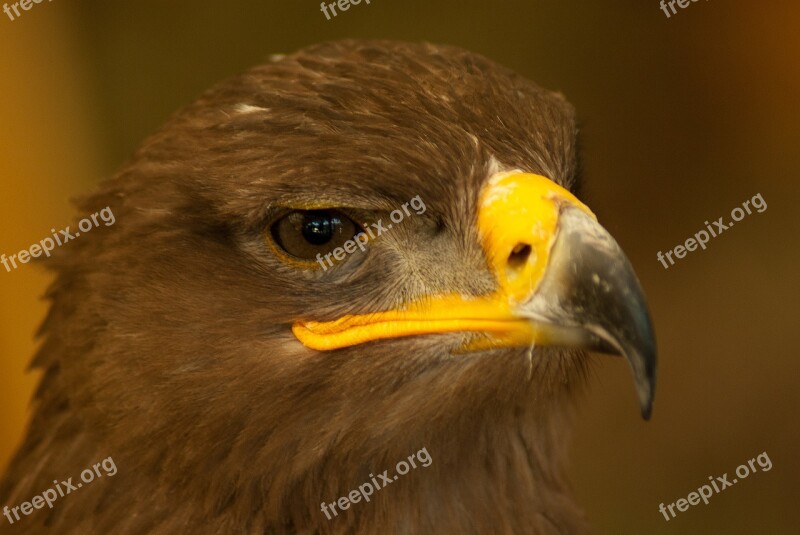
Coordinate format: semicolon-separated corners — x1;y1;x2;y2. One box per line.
292;173;590;351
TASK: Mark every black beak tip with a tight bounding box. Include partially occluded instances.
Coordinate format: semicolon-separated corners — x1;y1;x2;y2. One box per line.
636;349;657;420
640;399;653;421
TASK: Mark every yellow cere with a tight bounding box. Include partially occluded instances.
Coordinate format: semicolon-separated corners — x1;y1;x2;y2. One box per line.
477;172;594;304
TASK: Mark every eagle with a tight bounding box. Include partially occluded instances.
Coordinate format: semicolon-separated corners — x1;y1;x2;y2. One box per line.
0;40;655;534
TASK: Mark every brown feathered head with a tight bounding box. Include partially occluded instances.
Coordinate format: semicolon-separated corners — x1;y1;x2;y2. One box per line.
0;40;655;534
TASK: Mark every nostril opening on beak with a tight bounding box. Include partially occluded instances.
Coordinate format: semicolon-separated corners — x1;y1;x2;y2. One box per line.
507;243;532;270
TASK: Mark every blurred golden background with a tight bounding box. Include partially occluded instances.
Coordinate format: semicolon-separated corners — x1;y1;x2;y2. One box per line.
1;1;798;533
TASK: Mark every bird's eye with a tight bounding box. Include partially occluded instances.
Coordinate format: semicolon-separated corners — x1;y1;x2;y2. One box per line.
269;210;361;262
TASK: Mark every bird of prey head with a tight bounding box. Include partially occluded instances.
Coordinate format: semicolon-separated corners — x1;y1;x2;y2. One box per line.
0;40;655;534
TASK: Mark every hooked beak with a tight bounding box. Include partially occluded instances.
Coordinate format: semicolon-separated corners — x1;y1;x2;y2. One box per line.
292;172;657;418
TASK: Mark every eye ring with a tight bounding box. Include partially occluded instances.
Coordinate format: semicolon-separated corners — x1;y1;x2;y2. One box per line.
268;209;363;266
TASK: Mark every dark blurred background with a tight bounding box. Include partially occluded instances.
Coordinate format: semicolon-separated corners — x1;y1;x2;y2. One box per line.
1;1;798;533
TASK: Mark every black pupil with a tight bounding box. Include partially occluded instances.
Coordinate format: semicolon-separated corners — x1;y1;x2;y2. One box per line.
302;212;339;245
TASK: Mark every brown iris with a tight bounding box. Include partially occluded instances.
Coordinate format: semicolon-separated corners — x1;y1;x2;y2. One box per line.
270;210;361;261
